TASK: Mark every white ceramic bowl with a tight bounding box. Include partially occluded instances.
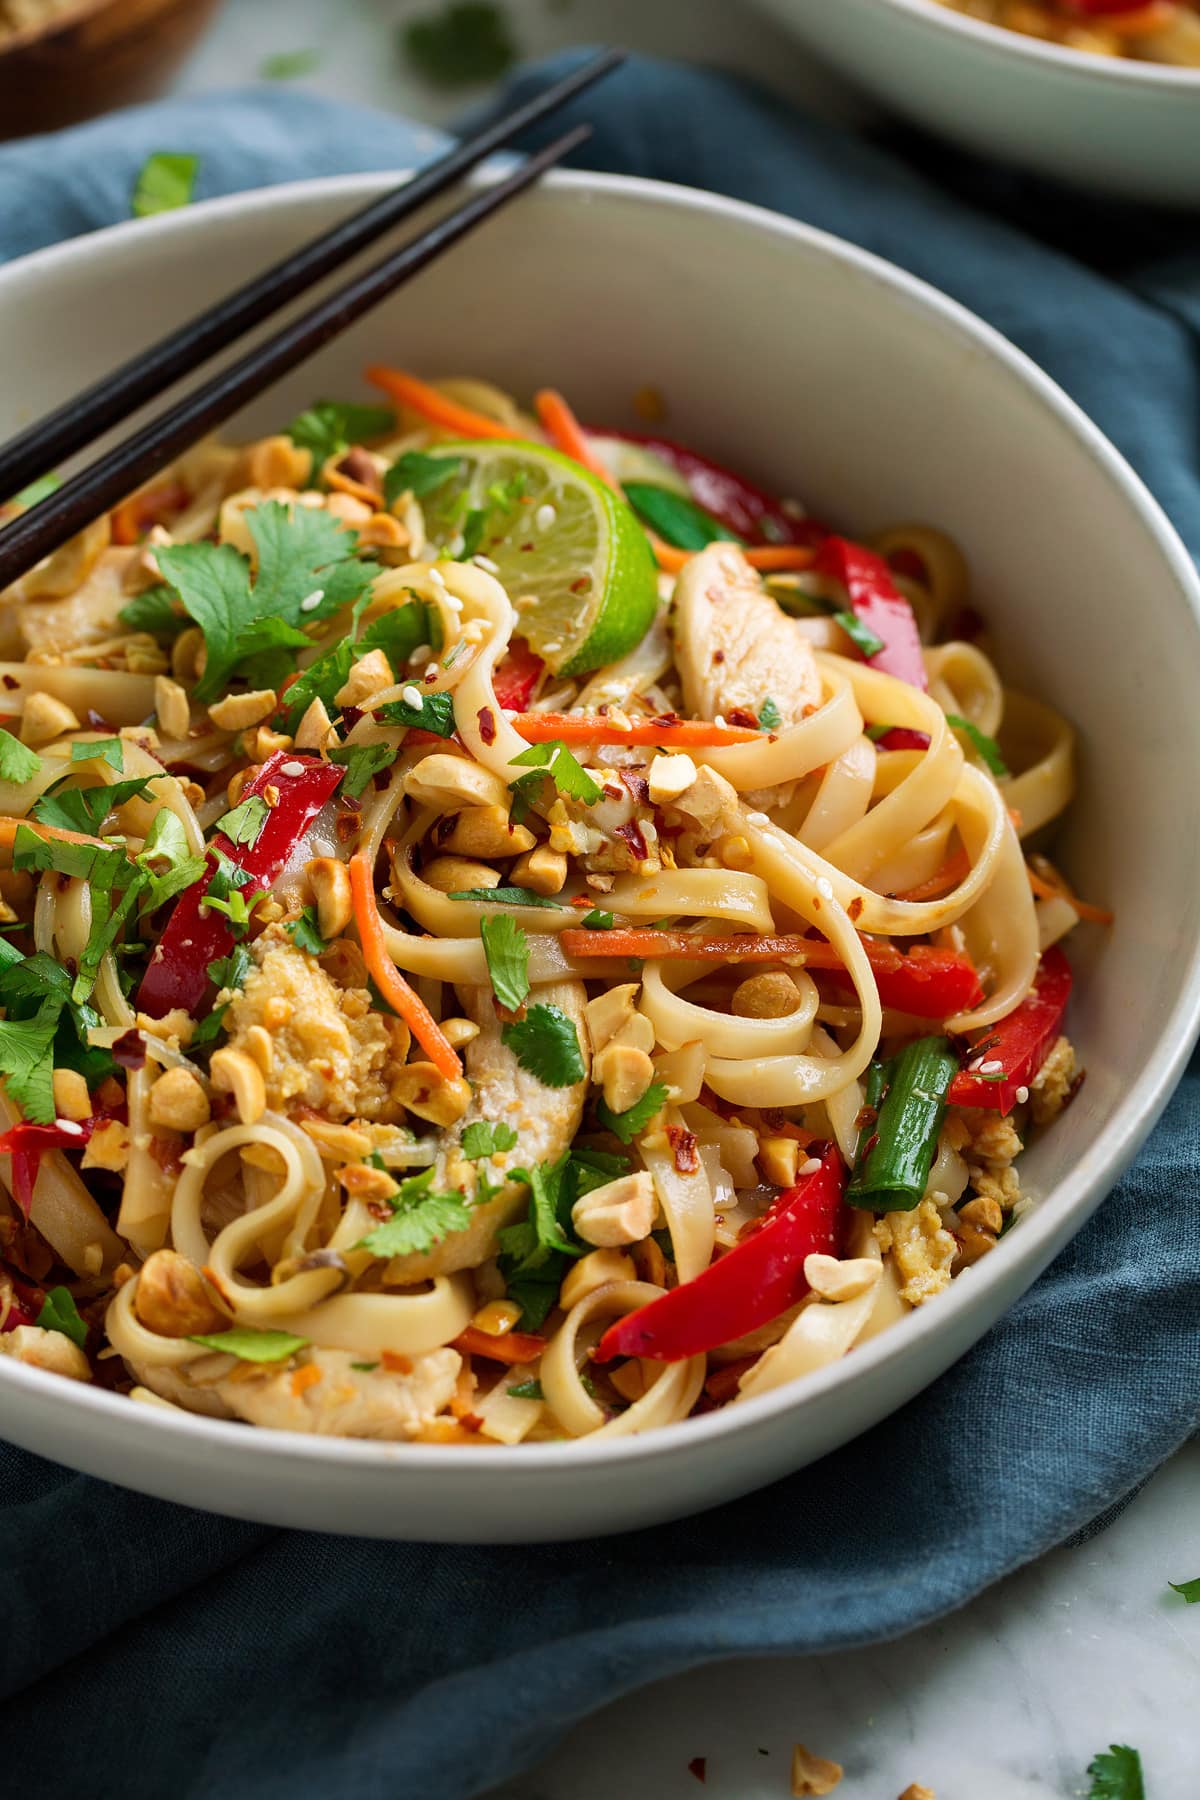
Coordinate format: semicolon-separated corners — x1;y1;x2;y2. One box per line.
749;0;1200;205
1;171;1198;1540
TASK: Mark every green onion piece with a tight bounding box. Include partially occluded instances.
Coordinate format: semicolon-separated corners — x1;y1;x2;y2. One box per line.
846;1036;958;1213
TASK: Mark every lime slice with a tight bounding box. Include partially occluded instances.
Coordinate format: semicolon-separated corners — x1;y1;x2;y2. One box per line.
417;439;658;677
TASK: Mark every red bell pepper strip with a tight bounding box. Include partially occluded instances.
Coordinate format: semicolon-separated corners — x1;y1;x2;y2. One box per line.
874;727;931;753
0;1117;98;1217
595;1143;845;1364
822;943;983;1018
812;536;928;690
594;428;828;548
491;638;544;712
136;750;343;1019
453;1324;548;1366
948;947;1072;1113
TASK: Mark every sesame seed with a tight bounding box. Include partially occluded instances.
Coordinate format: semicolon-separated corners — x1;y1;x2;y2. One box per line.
407;644;432;665
55;1119;84;1136
714;714;727;729
280;760;306;777
402;685;423;709
799;1157;822;1177
1016;1085;1030;1104
745;810;770;827
816;877;834;900
299;588;325;613
979;1059;1003;1074
473;554;500;574
535;503;556;532
427;567;446;589
502;709;519;721
444;596;463;615
968;1059;983;1073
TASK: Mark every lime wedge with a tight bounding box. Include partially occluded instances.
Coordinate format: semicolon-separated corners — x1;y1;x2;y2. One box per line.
417;439;658;677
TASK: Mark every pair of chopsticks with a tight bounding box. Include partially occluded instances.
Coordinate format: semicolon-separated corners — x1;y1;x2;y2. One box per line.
0;48;622;593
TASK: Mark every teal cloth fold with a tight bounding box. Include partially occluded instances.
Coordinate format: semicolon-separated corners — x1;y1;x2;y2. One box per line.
1;56;1198;1800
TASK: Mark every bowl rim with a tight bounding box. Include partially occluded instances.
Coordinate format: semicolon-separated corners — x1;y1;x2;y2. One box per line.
2;165;1199;1483
849;0;1200;86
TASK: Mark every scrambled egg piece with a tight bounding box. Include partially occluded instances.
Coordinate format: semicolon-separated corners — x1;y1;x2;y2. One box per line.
874;1200;957;1306
226;929;406;1122
945;1107;1022;1212
1031;1034;1077;1126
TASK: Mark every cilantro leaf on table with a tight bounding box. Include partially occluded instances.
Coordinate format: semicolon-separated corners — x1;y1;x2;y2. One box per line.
1169;1576;1200;1603
285;906;326;955
402;2;517;87
461;1120;519;1159
71;738;124;773
382;451;462;509
0;730;41;784
36;1286;88;1349
188;1327;309;1363
480;913;529;1013
329;742;397;800
355;1167;473;1259
157;501;382;702
1087;1745;1144;1800
375;689;456;737
31;775;153;837
946;712;1010;779
501;1005;585;1088
132;152;199;219
118;585;187;640
597;1082;669;1144
287;400;394;472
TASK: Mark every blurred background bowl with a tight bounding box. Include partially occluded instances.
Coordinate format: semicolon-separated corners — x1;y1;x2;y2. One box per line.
748;0;1200;205
0;0;223;139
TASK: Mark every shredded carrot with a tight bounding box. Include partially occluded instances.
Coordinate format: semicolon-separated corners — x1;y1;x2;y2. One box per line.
534;387;619;489
742;544;817;572
453;1325;547;1366
896;846;970;903
649;540;693;573
348;852;462;1079
560;928;899;972
365;366;519;442
1026;859;1114;926
0;816;109;852
290;1364;323;1397
380;1350;413;1374
510;711;762;748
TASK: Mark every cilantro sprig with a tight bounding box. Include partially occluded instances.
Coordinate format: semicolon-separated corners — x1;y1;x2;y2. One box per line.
0;730;41;783
461;1120;519;1159
383;450;462;509
597;1081;669;1144
508;739;602;813
497;1148;626;1328
287;400;394;472
355;1166;473;1259
480;913;530;1013
1086;1745;1144;1800
946;712;1010;779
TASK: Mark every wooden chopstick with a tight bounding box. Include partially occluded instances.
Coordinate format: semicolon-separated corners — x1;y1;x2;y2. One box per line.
0;46;622;502
0;124;590;593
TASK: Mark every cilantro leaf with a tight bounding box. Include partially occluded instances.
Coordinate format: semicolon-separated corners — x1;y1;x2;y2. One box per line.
501;1005;585;1088
260;47;320;79
13;822;130;888
496;1149;600;1325
209;945;254;996
454;508;487;561
759;696;782;731
402;1;517;87
14;473;60;509
355;1167;472;1259
36;1286;87;1349
1086;1746;1144;1800
383;451;462;508
214;794;269;848
329;742;396;799
0;954;114;1089
1169;1576;1200;1603
287;400;394;471
32;775;152;837
71;738;124;773
570;1147;630;1194
580;907;614;929
201;852;263;936
132;151;199;218
0;1005;60;1122
0;730;41;783
188;1327;309;1363
461;1120;519;1159
945;712;1010;779
623;481;740;551
509;739;602;805
447;885;559;908
158;501;381;702
137;809;206;911
285;906;326;955
480;913;530;1013
118;585;186;640
0;952;69;1014
598;1081;669;1144
279;601;432;732
375;690;456;737
834;610;887;660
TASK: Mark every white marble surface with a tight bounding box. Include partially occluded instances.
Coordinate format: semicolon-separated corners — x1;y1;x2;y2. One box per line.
166;6;1196;1796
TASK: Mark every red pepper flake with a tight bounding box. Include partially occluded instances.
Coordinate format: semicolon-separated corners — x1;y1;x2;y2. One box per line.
687;1757;707;1784
615;820;648;863
341;705;364;731
1;674;17;690
569;576;591;594
666;1123;700;1175
618;769;651;808
651;711;683;729
112;1029;146;1071
335;812;361;843
149;1134;185;1177
477;706;497;746
726;707;757;729
847;895;864;922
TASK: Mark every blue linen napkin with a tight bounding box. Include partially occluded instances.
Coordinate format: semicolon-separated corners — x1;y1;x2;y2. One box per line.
1;56;1198;1800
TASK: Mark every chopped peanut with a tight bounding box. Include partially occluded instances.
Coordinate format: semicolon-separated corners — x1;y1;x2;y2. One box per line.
572;1171;657;1248
392;1061;471;1126
241;1025;274;1075
653;1040;706;1105
803;1253;883;1303
1031;1033;1077;1126
249;725;293;761
208;688;276;732
335;648;394;707
299;1118;372;1161
437;804;536;859
440;1016;480;1048
209;1047;267;1125
898;1788;936;1800
306;856;354;939
791;1744;843;1796
136;1007;195;1046
147;1067;211;1132
559;1247;636;1310
956;1220;998;1266
338;1162;400;1203
293;696;334;751
470;1298;523;1336
52;1068;92;1122
81;1119;131;1172
246;433;312;490
134;1248;226;1338
404;752;508;811
594;1042;655;1115
758;1135;800;1187
647;751;698;804
20;690;79;747
732;971;802;1018
172;625;205;683
154;674;191;740
420;855;502;894
958;1195;1003;1235
509;843;568;895
586;983;639;1054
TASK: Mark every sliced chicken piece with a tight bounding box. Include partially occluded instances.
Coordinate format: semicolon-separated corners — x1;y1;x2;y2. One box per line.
672;544;823;726
384;977;591;1284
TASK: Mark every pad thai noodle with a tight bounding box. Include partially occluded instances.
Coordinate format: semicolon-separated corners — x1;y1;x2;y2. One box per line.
0;369;1103;1445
